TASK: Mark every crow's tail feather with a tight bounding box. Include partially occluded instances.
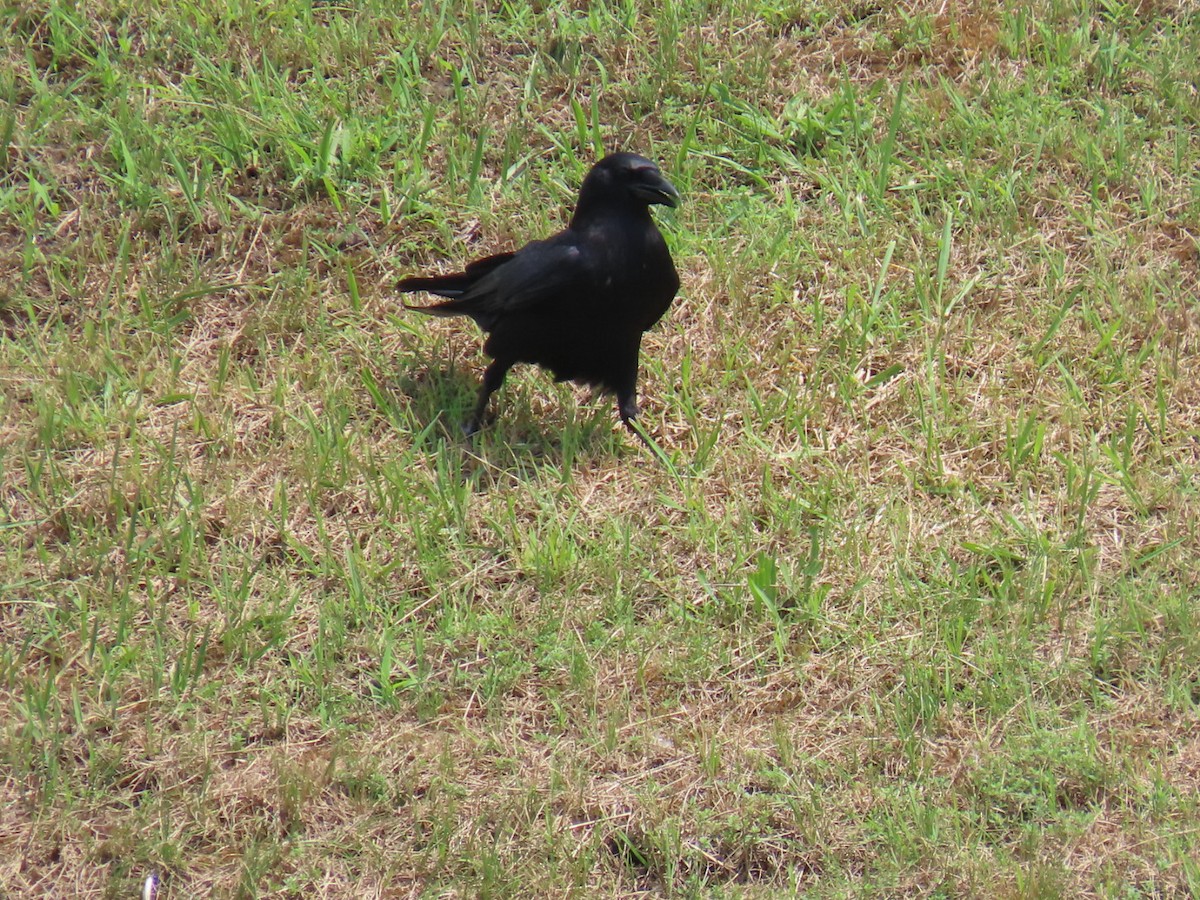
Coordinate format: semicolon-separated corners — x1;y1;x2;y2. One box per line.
396;274;469;299
402;300;465;317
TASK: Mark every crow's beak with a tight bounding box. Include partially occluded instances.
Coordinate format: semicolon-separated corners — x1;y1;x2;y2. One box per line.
636;174;681;208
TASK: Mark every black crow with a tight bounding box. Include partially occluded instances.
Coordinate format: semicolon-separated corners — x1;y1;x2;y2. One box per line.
398;152;681;439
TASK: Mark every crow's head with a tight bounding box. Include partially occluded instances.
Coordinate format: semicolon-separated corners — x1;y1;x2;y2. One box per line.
575;153;681;218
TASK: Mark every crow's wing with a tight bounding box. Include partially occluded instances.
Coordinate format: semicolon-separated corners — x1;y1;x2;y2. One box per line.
464;240;588;309
404;237;591;329
396;251;516;299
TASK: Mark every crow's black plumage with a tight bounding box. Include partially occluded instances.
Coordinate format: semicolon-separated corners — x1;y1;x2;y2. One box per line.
398;152;681;439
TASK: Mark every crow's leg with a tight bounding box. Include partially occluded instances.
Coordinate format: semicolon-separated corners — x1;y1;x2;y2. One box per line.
612;349;653;445
466;360;511;435
616;390;639;428
616;388;654;448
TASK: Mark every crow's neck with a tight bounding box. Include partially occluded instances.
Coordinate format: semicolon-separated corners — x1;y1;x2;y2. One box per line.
570;202;650;230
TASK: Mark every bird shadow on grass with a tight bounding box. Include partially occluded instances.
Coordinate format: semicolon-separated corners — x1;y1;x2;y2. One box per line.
388;364;637;483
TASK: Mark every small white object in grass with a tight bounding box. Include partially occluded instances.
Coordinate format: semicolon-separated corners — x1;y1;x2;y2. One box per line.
142;872;159;900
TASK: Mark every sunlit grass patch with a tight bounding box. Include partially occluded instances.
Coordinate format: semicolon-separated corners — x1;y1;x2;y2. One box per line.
2;0;1199;896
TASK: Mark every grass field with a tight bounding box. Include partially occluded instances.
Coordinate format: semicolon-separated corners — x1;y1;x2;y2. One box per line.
3;0;1199;896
